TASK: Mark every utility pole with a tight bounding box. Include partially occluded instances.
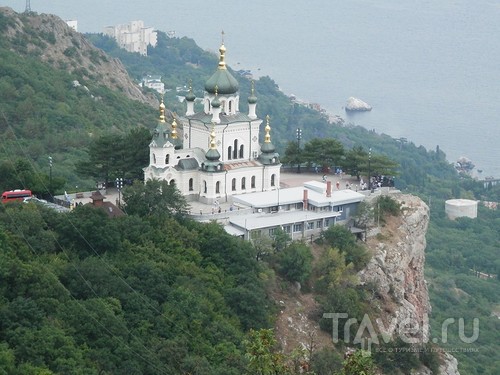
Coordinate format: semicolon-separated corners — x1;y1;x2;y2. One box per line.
48;156;53;198
296;128;302;173
116;177;123;207
368;148;372;192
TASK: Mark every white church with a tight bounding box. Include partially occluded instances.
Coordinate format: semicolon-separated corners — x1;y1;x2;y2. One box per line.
143;42;281;204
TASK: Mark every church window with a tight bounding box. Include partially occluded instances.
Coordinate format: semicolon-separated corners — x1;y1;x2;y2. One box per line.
251;176;256;188
169;179;176;186
165;154;169;164
229;100;232;113
228;146;232;160
153;153;156;164
271;174;276;187
233;140;238;159
216;181;220;194
241;177;246;190
232;178;236;191
189;178;194;191
239;144;244;158
203;180;207;193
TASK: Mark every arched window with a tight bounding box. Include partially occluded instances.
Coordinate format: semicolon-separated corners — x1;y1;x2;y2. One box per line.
241;177;246;190
216;181;220;194
251;176;256;189
203;180;207;193
233;140;238;159
229;101;232;113
228;146;232;160
232;178;236;191
271;174;276;187
239;144;244;158
165;154;170;164
153;153;156;164
189;178;193;191
169;179;176;186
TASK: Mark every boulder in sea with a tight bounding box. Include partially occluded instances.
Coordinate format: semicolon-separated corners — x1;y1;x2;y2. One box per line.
345;97;372;112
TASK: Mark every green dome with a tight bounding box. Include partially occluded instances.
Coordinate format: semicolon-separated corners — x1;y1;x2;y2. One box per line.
261;142;275;153
206;148;220;161
205;69;239;95
185;90;196;102
248;94;257;104
211;96;221;108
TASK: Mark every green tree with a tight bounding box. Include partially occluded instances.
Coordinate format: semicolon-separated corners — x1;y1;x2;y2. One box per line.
336;350;376;375
76;128;151;184
303;138;345;172
343;146;368;178
243;329;288;375
122;179;188;219
281;141;301;169
278;241;313;284
272;227;291;253
320;226;370;270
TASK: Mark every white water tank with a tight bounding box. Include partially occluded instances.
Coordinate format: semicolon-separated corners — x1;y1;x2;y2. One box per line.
445;199;478;220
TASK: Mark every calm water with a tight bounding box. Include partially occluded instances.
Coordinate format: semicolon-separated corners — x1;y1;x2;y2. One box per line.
3;0;499;177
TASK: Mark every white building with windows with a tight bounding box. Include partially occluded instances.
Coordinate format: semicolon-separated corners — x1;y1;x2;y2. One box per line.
103;20;157;56
141;75;165;95
227;180;365;240
143;42;281;205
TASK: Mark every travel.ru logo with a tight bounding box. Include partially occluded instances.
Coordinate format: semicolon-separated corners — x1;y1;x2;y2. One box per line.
323;313;479;352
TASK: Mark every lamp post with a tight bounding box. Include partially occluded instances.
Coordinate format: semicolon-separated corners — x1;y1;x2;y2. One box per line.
296;128;302;173
368;148;372;192
116;177;123;207
48;156;53;197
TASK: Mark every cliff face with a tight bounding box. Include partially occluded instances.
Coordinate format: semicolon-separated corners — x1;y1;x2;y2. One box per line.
359;193;431;343
359;193;460;375
0;7;156;107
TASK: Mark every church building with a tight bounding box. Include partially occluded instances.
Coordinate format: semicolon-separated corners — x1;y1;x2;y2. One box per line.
143;42;281;204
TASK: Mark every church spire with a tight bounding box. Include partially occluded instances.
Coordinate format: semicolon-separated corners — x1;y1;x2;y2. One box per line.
259;115;279;166
205;123;221;162
264;115;272;143
171;117;178;139
159;97;166;123
218;31;227;70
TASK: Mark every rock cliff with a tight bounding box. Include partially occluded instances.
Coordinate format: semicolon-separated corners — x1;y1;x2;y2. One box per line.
0;7;157;107
359;192;460;375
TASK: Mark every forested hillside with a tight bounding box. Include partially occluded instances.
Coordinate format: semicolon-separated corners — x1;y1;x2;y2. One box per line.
0;8;158;192
0;200;271;374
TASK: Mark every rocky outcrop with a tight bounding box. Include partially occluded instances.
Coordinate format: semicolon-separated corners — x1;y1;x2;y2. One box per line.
359;193;460;374
345;96;372;111
0;7;157;107
439;353;460;375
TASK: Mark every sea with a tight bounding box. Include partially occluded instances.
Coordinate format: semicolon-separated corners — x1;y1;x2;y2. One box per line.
3;0;499;178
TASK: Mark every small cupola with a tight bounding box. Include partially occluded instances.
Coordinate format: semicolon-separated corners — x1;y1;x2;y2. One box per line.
259;115;280;165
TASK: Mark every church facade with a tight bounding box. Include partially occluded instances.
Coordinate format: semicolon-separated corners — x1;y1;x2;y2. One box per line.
143;42;281;204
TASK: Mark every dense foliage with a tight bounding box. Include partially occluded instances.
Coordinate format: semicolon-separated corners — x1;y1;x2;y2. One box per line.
0;200;271;374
